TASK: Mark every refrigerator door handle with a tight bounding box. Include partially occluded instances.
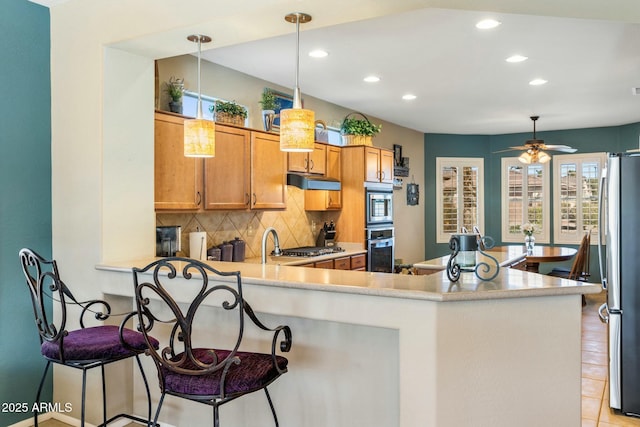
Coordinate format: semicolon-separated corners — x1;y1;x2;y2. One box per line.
598;166;607;289
598;302;609;323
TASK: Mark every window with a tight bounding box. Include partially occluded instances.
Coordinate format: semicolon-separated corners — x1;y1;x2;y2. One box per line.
501;158;550;243
436;157;484;243
553;152;606;244
182;91;248;126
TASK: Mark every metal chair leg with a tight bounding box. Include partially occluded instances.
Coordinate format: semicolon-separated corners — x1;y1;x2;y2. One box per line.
264;387;279;427
134;354;153;426
33;361;52;427
101;364;107;425
213;403;220;427
153;392;166;427
81;369;88;427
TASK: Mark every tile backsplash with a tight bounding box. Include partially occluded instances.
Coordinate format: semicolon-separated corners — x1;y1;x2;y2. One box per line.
156;186;341;259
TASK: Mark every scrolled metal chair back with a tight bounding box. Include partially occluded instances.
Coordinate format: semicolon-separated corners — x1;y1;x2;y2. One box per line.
132;257;245;378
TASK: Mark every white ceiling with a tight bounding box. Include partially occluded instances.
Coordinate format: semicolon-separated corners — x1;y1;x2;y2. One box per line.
35;0;640;135
202;7;640;134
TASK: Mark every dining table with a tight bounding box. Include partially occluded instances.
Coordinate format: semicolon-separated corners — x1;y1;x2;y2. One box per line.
488;245;577;273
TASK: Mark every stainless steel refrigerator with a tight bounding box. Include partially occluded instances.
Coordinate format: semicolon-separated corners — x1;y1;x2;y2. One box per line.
598;152;640;415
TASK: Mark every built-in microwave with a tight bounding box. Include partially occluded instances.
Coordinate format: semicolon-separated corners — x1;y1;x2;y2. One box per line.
366;185;393;226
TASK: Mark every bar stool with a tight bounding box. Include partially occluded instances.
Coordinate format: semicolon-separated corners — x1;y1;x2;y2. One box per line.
19;248;158;426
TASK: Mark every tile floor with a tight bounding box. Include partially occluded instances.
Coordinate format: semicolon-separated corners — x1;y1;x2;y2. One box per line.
34;293;640;427
582;293;640;427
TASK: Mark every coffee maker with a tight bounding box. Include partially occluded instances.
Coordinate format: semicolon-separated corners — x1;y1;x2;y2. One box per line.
316;221;337;247
156;226;181;257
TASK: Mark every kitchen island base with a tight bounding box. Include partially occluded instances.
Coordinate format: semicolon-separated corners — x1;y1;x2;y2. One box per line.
96;263;586;427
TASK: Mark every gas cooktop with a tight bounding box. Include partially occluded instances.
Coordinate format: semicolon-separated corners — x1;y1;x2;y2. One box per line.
278;246;345;257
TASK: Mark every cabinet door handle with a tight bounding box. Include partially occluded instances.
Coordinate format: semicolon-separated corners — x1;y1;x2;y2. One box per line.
304;158;309;169
381;171;385;181
252;193;257;206
309;159;314;171
245;193;250;206
196;191;202;206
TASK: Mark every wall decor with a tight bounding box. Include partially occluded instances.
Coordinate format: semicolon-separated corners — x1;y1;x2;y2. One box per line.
407;182;419;206
270;89;294;131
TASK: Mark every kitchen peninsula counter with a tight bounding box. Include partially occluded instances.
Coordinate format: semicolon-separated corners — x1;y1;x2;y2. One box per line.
96;258;599;427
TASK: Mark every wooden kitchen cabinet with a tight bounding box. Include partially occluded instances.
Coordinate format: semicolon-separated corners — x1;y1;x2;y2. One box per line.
154;112;204;210
288;143;327;175
204;125;251;210
250;131;287;209
155;112;285;211
333;256;351;270
350;254;367;271
314;259;334;269
304;145;342;210
365;146;394;184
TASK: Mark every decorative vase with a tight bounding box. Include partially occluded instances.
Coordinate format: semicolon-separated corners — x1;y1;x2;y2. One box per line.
262;110;275;132
169;101;182;114
525;234;535;252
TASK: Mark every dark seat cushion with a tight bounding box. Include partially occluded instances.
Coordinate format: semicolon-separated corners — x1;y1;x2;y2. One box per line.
41;325;159;362
162;348;288;397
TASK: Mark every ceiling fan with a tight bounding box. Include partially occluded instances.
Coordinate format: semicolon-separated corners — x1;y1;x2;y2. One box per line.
497;116;577;164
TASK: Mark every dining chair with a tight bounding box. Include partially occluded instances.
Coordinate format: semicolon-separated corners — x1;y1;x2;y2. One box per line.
548;231;591;281
131;257;292;427
19;248;158;427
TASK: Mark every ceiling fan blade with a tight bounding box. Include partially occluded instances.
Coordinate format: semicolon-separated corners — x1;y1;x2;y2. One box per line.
543;144;577;153
492;146;529;154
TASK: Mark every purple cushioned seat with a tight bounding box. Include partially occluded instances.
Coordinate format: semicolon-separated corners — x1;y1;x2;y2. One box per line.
162;348;288;396
41;325;159;362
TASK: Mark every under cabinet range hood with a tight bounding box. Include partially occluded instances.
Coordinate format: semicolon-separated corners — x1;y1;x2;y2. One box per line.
286;173;341;191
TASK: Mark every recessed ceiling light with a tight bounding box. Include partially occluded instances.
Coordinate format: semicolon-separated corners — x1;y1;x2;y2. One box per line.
363;75;380;83
402;94;417;101
309;49;328;58
506;55;528;63
476;19;501;29
529;78;548;86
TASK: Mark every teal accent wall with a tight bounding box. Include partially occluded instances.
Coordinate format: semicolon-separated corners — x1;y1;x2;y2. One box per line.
0;1;52;424
425;123;640;281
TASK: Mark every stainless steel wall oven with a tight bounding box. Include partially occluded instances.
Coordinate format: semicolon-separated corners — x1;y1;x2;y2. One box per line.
366;227;394;273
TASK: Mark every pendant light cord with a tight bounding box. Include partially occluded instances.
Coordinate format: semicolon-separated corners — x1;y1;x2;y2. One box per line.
196;36;203;119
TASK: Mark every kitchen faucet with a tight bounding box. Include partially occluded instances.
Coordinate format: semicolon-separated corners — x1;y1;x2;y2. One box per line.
261;227;282;263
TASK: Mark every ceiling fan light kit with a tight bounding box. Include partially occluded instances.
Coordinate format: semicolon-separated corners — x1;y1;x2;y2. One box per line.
501;116;577;164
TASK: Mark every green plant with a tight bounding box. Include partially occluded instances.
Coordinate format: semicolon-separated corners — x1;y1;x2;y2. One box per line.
209;100;248;118
164;77;184;102
341;116;382;136
259;89;280;111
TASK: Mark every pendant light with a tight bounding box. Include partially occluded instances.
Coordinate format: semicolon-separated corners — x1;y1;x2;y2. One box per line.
184;34;215;157
280;12;315;152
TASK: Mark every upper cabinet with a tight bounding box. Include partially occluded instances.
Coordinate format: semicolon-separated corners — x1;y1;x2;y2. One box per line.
154;112;203;210
287;143;327;175
304;145;342;211
364;146;394;184
154;111;286;211
203;126;251;210
250;132;287;209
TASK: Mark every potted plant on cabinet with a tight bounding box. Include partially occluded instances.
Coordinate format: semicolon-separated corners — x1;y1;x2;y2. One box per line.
259;88;280;132
340;112;382;146
209;100;247;126
164;77;184;114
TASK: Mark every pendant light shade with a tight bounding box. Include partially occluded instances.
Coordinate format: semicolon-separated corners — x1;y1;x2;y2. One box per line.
184;34;215;158
280;13;315;152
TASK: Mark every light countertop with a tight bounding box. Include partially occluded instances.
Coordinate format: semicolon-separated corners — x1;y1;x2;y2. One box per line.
97;252;599;303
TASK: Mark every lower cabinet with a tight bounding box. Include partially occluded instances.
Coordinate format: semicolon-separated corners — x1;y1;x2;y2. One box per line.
303;254;367;270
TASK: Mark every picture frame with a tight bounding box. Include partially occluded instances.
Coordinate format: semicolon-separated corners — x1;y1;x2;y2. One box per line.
269;89;294;131
393;144;403;166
